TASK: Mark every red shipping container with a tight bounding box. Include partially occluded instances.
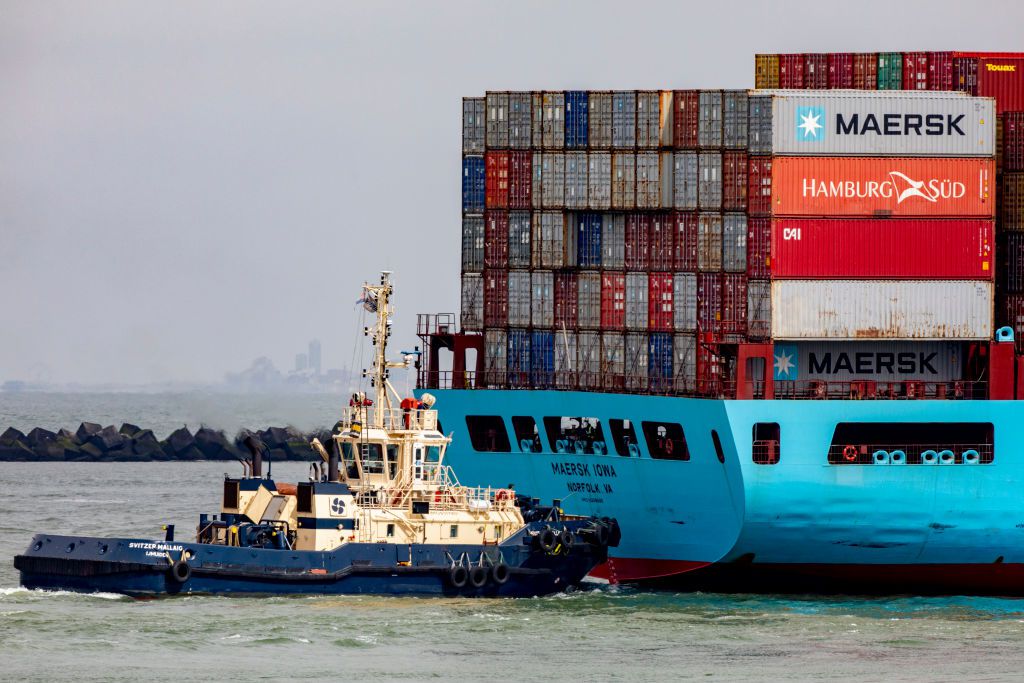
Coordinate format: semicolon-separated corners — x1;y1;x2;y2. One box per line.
1006;113;1024;172
673;90;699;149
928;51;953;91
746;217;771;279
828;53;854;88
648;213;674;270
697;272;722;335
953;56;978;95
722;150;748;211
648;272;674;332
483;211;509;268
779;54;805;89
483;268;508;327
902;51;929;90
485;151;509;209
853;53;878;90
805;53;828;89
978;57;1024;114
672;211;698;271
747;156;772;216
554;271;579;328
508;151;532;209
721;273;747;337
696;339;721;394
625;214;651;271
770;218;994;279
771;157;995;218
600;272;626;330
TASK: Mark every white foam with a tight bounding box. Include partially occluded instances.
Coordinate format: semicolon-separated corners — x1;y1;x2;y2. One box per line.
0;586;125;600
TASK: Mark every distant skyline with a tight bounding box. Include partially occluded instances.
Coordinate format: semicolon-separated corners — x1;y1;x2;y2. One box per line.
3;0;1023;384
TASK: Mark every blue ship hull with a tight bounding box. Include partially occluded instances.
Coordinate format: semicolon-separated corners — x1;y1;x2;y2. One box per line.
425;389;1024;592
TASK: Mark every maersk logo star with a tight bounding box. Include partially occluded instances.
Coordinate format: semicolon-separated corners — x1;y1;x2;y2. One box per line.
773;345;799;380
796;106;825;141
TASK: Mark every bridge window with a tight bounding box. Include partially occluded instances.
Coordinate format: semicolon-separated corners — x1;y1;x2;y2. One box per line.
297;483;313;513
512;416;542;452
641;422;690;461
465;416;511;452
341;442;359;478
828;422;994;465
361;443;384;474
543;417;607;455
609;419;640;456
752;423;781;465
386;444;399;478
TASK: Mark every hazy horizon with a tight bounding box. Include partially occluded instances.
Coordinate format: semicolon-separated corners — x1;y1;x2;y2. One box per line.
3;0;1022;385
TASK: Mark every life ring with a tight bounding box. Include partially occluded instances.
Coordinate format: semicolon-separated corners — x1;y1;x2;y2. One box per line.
491;563;510;585
495;489;511;503
664;439;674;455
170;560;191;583
469;565;488;588
449;565;468;588
842;445;857;462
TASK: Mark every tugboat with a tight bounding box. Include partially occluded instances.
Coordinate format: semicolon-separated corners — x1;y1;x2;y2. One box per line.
14;272;619;597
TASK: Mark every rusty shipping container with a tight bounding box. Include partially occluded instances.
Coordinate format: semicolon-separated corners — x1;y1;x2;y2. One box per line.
649;213;674;270
588;92;613;149
612;91;637;149
779;54;805;89
828;53;854;88
625;213;650;271
771;157;995;217
612;152;636;209
508;151;532;209
625;332;649;390
805;53;828;89
673;90;699;149
535;92;565;149
461;273;483;331
746;217;771;279
486;92;509;148
747;279;771;340
721;273;748;337
637;91;661;148
770;218;994;279
531;212;568;269
697;273;723;335
673;211;698;271
483;269;508;327
484;211;509;268
554;272;578;328
697;213;723;272
636;152;661;209
588;152;612;209
508;92;532;149
853;53;878;90
722;150;748;211
577;271;602;329
929;51;954;91
755;54;780;89
771;280;994;340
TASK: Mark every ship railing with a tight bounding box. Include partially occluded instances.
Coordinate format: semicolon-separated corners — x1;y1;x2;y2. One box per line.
342;406;438;431
826;442;994;465
772;380;987;401
416;313;457;337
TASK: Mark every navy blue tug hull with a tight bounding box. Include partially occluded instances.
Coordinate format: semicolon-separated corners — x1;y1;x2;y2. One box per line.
14;522;611;598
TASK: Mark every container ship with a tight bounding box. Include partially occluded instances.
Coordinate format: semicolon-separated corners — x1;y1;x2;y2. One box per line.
414;51;1024;593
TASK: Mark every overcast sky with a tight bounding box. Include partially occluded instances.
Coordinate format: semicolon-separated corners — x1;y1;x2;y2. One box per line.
2;0;1022;385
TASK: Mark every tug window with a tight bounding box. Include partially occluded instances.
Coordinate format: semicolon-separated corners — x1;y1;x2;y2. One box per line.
450;525;459;538
465;416;511;452
386;523;395;537
341;442;359;478
361;443;384;474
641;422;690;461
609;419;640;457
543;417;607;455
752;423;781;465
386;444;399;478
512;416;542;452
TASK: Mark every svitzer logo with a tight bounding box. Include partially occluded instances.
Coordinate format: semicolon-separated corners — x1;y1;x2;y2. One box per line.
802;172;966;203
986;63;1016;72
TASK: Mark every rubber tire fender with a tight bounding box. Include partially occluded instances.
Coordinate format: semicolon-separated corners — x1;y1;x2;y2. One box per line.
537;527;558;553
449;565;469;588
559;529;575;553
170;560;191;584
491;563;510;585
469;565;488;588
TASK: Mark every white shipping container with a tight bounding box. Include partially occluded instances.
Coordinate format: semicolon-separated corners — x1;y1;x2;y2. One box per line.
636;91;660;149
625;272;649;331
554;329;577;389
625;332;649;390
508;270;532;327
577;331;602;389
765;91;995;156
673;273;697;331
673;333;697;393
612;91;637;149
635;152;661;209
601;214;625;269
722;213;747;273
770;340;964;382
612;153;636;210
577;271;602;329
460;273;483;331
531;270;554;328
588;152;612;210
747;279;771;340
771;280;994;340
508;211;531;268
565;151;588;209
588;92;613;149
673;151;698;209
484;329;507;385
463;97;485;154
540;153;565;208
486;92;509;148
698;152;722;210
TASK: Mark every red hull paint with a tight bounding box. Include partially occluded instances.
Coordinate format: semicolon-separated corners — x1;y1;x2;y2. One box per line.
589;558;710;583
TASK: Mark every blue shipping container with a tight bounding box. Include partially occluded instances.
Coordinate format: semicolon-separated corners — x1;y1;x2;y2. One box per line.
530;330;555;388
462;156;485;213
508;328;532;388
648;332;674;389
577;213;603;267
565;91;589;149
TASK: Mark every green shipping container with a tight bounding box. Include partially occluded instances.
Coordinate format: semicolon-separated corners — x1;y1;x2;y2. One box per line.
877;52;903;90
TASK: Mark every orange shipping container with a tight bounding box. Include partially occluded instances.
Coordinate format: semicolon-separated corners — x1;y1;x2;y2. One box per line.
771;157;995;218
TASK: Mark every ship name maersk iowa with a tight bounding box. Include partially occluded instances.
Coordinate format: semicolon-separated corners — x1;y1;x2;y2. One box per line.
440;51;1024;593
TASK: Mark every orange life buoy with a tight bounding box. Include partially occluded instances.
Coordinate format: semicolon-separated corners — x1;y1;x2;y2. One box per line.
843;445;857;462
664;439;674;455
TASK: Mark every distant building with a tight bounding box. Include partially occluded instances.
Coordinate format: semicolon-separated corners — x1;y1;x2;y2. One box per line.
295;353;308;372
308;339;322;376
